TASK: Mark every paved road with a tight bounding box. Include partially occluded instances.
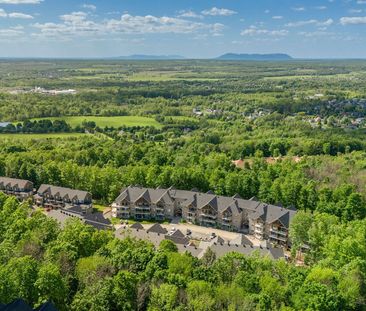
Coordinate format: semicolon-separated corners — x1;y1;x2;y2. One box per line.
140;222;261;246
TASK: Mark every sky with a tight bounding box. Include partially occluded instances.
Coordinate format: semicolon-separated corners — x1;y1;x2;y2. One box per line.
0;0;366;58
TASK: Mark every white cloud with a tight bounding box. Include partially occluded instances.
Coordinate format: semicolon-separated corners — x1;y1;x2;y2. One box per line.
0;27;23;37
340;16;366;24
32;12;225;38
298;31;334;37
202;7;237;16
82;4;96;11
286;18;333;27
241;25;288;36
292;7;306;11
315;6;327;10
357;0;366;4
0;0;42;3
0;8;33;19
349;9;363;13
272;16;283;19
178;10;202;19
8;12;33;19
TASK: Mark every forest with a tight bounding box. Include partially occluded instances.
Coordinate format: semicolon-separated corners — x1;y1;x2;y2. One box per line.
1;60;366;310
0;195;365;311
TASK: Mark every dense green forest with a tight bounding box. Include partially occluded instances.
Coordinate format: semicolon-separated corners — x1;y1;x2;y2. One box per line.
1;60;366;309
1;195;365;310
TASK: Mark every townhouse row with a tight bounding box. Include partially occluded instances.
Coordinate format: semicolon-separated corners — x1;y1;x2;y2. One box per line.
112;186;297;246
0;177;92;213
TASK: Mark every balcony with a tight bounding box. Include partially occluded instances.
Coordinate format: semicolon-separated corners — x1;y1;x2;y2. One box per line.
119;206;130;211
270;228;288;236
254;227;264;234
269;234;288;243
200;213;217;220
200;218;216;225
220;222;232;229
135;207;151;212
135;214;151;220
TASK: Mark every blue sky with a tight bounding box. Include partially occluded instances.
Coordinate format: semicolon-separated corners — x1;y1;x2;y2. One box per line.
0;0;366;58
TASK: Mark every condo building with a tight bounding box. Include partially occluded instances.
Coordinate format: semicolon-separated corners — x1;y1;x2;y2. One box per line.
0;177;34;200
35;184;93;213
112;186;296;245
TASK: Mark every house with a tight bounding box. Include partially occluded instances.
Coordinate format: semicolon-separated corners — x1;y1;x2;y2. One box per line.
35;184;92;213
112;187;175;220
112;186;296;246
0;177;34;200
117;224;284;260
248;203;297;246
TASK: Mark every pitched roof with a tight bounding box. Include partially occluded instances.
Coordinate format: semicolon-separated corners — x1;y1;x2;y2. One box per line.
230;234;253;246
115;187;174;205
147;223;168;234
84;212;111;226
251;203;293;228
0;177;33;190
168;229;186;239
37;184;91;202
130;222;144;230
113;186;296;228
201;244;284;260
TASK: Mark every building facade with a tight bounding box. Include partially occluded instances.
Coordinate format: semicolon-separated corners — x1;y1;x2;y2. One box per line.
112;186;296;245
0;177;34;200
35;184;93;213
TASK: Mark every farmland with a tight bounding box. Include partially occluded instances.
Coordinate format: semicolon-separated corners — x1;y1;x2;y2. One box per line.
1;60;366;310
0;133;86;140
27;116;163;129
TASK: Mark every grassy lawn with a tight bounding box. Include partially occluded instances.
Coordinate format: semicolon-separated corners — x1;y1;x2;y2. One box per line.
168;116;198;122
0;133;86;140
93;204;110;212
29;116;162;129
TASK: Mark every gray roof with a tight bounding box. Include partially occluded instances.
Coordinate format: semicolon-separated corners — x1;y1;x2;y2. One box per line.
116;226;285;260
230;234;253;246
115;186;174;205
117;228;165;247
202;244;284;260
114;186;296;228
147;223;168;235
165;229;189;245
250;203;295;228
0;177;33;190
130;222;144;230
37;184;92;202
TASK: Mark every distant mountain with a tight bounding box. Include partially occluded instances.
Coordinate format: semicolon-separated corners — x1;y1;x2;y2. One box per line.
113;54;185;60
216;53;293;61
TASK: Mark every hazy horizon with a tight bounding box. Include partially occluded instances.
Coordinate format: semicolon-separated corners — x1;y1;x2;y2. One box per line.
0;0;366;58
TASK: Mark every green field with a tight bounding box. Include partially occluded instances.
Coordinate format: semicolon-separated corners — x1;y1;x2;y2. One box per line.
30;116;162;129
0;133;86;140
